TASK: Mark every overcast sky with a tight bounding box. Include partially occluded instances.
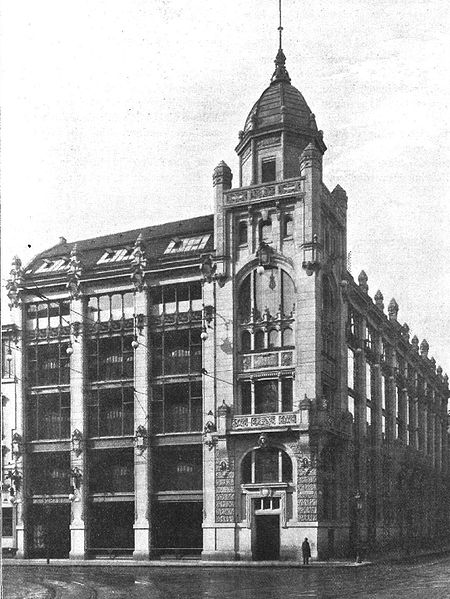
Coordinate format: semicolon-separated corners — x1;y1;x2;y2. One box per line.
1;0;449;373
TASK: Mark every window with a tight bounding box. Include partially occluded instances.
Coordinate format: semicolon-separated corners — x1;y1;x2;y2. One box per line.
97;247;133;264
89;449;134;493
347;348;355;390
322;276;336;357
261;158;276;183
365;363;372;401
26;300;70;331
238;221;248;245
153;329;201;376
242;448;292;484
282;328;294;346
282;215;293;238
153;446;202;491
238;268;295;323
88;292;134;322
87;387;134;437
152;381;202;433
240;377;293;414
259;218;272;243
164;234;211;254
2;507;13;537
27;342;70;387
348;395;355;419
30;452;70;495
2;337;13;379
88;335;134;381
241;330;252;352
28;391;70;440
151;282;202;315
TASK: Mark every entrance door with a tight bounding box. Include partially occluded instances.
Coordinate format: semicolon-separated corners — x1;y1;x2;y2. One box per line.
254;515;280;560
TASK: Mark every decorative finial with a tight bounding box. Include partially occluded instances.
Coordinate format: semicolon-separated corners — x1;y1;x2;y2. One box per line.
6;256;24;309
358;270;368;294
271;0;291;84
419;339;429;358
67;244;82;299
411;335;419;352
388;298;398;321
374;290;384;311
131;233;147;292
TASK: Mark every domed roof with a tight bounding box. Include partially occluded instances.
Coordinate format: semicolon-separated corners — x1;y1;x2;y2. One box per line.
244;80;316;133
243;48;318;134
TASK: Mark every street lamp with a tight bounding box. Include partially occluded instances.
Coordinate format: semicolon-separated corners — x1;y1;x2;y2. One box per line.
354;490;363;563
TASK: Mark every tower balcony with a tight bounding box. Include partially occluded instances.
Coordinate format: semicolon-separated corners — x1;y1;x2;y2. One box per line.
224;177;304;208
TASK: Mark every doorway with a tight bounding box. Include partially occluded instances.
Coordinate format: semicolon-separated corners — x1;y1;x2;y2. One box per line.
254;515;280;560
28;504;71;558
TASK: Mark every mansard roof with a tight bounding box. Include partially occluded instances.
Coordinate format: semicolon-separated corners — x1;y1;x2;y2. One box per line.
25;214;214;277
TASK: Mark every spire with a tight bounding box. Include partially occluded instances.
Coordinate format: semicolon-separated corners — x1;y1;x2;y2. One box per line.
271;0;291;84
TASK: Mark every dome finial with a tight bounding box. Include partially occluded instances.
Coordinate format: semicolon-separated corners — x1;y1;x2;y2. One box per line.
271;0;291;84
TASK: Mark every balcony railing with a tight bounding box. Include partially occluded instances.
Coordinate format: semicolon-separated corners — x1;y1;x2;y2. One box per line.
231;411;304;431
224;177;304;207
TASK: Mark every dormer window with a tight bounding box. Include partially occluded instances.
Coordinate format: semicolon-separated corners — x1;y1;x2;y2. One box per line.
261;158;276;183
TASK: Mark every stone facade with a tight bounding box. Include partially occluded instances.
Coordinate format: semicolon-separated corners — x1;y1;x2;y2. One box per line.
2;42;450;562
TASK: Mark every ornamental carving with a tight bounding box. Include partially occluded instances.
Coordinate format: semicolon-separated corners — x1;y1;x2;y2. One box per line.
6;256;24;309
66;244;82;299
130;233;147;292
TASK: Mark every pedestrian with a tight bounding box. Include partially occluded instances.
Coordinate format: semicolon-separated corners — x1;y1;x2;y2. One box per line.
302;537;311;565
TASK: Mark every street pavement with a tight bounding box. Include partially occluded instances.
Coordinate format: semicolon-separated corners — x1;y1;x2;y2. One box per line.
2;554;450;598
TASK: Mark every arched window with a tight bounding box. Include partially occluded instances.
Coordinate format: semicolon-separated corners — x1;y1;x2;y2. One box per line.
241;330;251;353
282;215;293;238
254;330;265;351
260;219;272;243
238;267;295;322
242;448;293;484
282;328;293;347
268;329;278;348
238;221;248;245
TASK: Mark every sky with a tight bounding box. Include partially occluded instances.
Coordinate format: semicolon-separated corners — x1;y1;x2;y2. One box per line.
1;0;449;373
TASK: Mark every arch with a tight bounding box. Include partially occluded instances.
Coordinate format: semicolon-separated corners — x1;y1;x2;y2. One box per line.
237;266;296;322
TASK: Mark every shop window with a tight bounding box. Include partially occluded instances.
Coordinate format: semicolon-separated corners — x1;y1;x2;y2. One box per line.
88;292;134;322
242;448;292;484
152;329;201;376
152;381;202;434
282;215;293;238
89;449;134;493
151;282;202;315
153;446;202;491
87;387;134;437
28;391;70;440
261;158;276;183
238;221;248;245
26;300;70;331
88;335;133;381
30;452;70;495
27;342;70;387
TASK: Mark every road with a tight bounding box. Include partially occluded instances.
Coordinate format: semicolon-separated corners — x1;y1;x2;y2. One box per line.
3;555;450;598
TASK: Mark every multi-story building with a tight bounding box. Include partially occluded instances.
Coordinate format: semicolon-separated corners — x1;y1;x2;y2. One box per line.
2;37;449;561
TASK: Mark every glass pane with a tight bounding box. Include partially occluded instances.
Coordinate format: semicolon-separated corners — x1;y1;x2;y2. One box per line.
255;448;278;483
49;302;60;328
281;270;295;316
282;328;293;346
88;297;99;322
111;294;122;320
164;286;176;313
282;379;293;411
255;380;278;413
238;275;251;321
254;330;265;351
37;303;48;330
268;329;278;348
190;281;202;301
123;292;134;319
283;216;293;237
238;221;248;244
255;268;278;317
281;452;293;482
241;452;252;484
241;331;251;352
241;381;251;414
26;304;38;330
99;295;110;322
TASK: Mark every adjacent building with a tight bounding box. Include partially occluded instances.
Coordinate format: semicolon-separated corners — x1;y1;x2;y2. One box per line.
2;39;449;561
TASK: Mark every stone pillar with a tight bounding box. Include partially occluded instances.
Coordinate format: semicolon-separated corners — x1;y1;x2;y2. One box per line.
10;302;26;558
69;297;87;559
133;288;151;560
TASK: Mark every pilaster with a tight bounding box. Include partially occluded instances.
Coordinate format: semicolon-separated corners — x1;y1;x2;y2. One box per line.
133;288;151;560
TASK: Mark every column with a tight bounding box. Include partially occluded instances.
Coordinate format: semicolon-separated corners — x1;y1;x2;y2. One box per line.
69;297;86;559
133;288;150;560
11;302;25;558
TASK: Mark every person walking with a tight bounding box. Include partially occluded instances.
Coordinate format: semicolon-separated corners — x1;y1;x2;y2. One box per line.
301;537;311;565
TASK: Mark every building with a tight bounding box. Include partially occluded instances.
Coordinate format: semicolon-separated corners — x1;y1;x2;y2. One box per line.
2;35;449;562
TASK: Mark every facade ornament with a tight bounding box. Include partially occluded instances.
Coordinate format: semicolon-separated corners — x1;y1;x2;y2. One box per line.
430;357;436;371
374;289;384;311
200;254;227;287
212;160;232;189
358;270;368;294
436;365;443;377
271;48;291;84
6;256;24;309
411;335;419;352
256;241;274;274
402;323;410;342
67;244;82;299
203;417;217;450
388;298;399;321
302;234;321;276
130;233;147;292
419;339;429;358
257;433;269;448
